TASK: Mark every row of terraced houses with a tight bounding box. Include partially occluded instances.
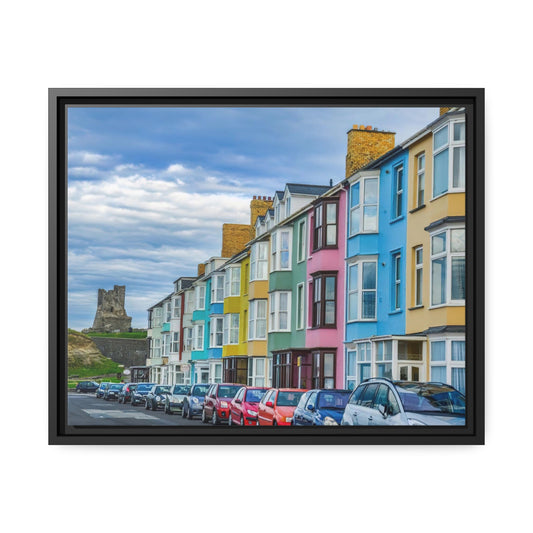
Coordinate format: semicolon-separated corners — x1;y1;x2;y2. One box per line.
142;107;466;394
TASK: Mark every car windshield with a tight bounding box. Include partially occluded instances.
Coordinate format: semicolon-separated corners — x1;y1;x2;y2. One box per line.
396;384;466;414
218;386;241;398
245;389;268;403
154;386;171;394
317;391;351;409
277;391;304;406
109;384;123;390
172;386;189;395
136;384;152;392
192;385;209;396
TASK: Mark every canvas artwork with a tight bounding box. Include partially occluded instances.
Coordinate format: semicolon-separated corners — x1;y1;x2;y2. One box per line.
49;89;484;444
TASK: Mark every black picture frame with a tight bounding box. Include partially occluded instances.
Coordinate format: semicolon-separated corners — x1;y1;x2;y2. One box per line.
49;88;484;445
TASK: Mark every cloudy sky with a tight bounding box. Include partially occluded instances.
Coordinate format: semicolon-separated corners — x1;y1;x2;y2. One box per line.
67;105;439;330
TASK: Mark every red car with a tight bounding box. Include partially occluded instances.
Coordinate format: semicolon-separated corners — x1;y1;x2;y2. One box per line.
257;388;306;426
202;383;242;425
229;386;269;426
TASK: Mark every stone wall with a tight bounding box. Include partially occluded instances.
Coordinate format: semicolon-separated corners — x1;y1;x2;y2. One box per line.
91;337;148;368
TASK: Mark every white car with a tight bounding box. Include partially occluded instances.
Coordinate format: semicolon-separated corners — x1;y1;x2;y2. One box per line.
341;378;466;426
164;385;190;414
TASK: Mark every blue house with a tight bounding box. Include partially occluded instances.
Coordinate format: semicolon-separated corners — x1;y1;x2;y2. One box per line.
344;146;425;389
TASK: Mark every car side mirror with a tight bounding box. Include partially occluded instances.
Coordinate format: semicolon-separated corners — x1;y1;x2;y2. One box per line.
307;404;315;412
378;404;388;418
266;401;274;408
235;399;242;404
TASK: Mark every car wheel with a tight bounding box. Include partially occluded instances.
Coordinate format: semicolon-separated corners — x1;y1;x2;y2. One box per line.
201;409;206;423
187;407;193;420
212;411;218;425
145;401;150;410
182;406;187;418
272;419;277;426
228;413;232;426
240;415;244;426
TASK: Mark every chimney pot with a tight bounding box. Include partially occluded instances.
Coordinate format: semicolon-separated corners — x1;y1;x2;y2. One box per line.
366;125;372;130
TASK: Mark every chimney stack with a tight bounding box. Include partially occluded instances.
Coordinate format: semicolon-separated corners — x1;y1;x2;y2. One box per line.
345;125;395;178
197;263;206;276
250;195;274;229
440;107;452;116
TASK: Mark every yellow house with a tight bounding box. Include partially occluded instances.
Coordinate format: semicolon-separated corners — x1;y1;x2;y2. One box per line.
403;108;466;393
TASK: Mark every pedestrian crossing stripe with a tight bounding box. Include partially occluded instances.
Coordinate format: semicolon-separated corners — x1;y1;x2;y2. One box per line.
82;409;160;420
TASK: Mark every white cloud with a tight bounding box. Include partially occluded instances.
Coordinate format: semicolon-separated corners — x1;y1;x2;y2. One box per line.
69;150;115;166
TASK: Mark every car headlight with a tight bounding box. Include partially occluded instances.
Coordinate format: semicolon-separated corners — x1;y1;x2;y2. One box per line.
285;417;293;423
323;416;338;426
156;395;162;401
192;397;199;404
246;409;258;417
220;401;228;408
407;418;427;426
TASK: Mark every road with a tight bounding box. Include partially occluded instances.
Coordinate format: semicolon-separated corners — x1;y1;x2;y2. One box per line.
68;393;204;426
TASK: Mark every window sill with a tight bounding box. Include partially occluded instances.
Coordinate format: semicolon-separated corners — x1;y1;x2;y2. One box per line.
409;204;426;214
309;325;337;330
429;301;465;310
348;231;379;238
430;189;465;203
346;319;377;323
408;305;424;310
388;310;403;316
389;215;405;225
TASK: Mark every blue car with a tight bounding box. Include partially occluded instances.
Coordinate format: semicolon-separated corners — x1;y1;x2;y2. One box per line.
182;383;210;419
292;389;351;426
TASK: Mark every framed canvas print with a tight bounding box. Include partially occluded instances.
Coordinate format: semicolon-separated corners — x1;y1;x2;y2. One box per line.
49;88;484;444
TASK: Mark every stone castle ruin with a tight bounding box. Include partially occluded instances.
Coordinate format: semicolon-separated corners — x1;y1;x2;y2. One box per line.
87;285;132;333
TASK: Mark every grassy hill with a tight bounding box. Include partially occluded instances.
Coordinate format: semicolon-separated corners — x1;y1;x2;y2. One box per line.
68;329;123;386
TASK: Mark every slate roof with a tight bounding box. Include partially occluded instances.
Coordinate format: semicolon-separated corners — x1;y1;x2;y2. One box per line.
285;183;331;196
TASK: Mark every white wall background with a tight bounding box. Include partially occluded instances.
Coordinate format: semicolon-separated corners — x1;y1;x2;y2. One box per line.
1;1;530;531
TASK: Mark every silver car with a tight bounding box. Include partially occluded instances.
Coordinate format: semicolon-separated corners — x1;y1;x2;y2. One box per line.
164;385;190;414
341;378;466;426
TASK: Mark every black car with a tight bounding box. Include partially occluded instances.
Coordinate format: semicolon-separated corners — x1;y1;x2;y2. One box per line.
117;383;138;404
145;385;171;410
75;381;99;393
103;383;124;401
131;383;156;406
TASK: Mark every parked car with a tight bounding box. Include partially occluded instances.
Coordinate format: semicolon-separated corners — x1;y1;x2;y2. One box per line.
164;385;191;414
75;381;99;393
292;389;351;426
202;383;242;425
257;388;306;426
131;383;156;406
96;382;111;399
181;383;210;419
341;378;466;426
228;386;269;426
145;385;171;410
103;383;124;401
117;383;138;404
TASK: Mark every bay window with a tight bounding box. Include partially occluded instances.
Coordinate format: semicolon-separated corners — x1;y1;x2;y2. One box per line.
173;296;181;319
223;313;239;345
248;357;266;386
183;327;193;351
271;229;291;271
224;266;241;297
269;291;291;332
376;340;392;379
313;200;338;250
349;176;379;235
312;351;336;389
194;285;206;310
209;316;223;348
250;241;269;281
433;120;465;198
430;339;466;394
430;227;465;306
347;260;377;321
171;332;180;353
192;324;204;351
248;300;267;340
211;275;224;303
311;272;337;328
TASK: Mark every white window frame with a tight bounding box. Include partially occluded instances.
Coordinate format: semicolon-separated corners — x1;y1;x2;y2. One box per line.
347;258;378;322
432;119;465;199
223;313;240;345
153;338;161;358
209;316;224;348
173;296;181;319
171;331;180;353
250;241;269;281
248;357;266;387
297;218;307;263
193;324;204;351
414;246;423;307
296;282;305;330
183;327;193;351
285;196;291;218
248;300;267;340
194;284;206;310
185;290;194;313
349;175;379;236
392;252;401;311
416;153;425;207
269;291;291;332
224;266;241;298
162;333;171;356
429;226;465;308
429;337;466;393
270;228;292;272
164;302;172;322
211;275;224;303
